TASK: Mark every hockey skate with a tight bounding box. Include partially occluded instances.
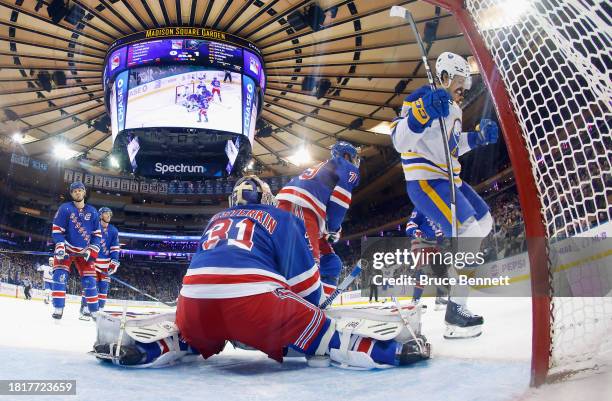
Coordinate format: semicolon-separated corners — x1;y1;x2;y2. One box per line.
410;298;427;314
443;301;483;339
52;307;63;320
93;343;144;366
434;296;448;311
79;305;91;321
397;334;431;365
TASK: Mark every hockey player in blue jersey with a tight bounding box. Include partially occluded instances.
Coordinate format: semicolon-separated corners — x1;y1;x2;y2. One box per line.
211;76;221;102
51;181;102;320
196;93;211;123
80;207;120;320
276;141;360;295
391;52;499;338
405;209;448;310
92;176;430;369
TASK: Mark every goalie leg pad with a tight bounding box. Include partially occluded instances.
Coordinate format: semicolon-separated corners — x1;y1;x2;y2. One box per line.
326;303;424;343
94;311;194;368
96;310;178;343
94;312;198;368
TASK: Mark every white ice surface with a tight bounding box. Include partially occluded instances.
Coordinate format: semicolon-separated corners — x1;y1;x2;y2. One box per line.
0;296;608;400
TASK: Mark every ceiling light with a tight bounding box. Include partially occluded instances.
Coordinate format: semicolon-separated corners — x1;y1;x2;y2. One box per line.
368;121;393;135
109;155;119;169
476;0;532;30
287;146;312;166
53;143;80;160
12;132;23;143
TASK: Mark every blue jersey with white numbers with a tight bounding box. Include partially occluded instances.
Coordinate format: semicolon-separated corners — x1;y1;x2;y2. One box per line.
180;204;322;305
52;202;101;255
98;223;120;261
276;157;360;233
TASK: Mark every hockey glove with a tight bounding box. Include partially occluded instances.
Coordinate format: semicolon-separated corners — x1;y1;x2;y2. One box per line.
479;119;499;144
108;260;120;275
83;246;98;262
325;228;342;244
421;89;451;121
54;243;66;259
469;119;499;148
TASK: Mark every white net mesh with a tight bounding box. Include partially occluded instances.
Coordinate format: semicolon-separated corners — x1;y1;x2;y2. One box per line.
463;0;612;378
175;83;195;103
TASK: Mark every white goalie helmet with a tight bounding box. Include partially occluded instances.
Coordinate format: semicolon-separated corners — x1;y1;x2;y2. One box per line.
229;175;277;207
435;52;472;90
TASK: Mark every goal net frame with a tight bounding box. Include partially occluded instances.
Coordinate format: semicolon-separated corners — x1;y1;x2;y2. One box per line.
426;0;610;387
175;83;195;104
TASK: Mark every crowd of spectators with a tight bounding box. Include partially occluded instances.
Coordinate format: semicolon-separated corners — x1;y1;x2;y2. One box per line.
2;180;607;302
0;252;45;289
0;251;184;303
342;197;412;235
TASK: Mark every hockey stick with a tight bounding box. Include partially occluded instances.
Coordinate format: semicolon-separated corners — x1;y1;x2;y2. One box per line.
95;268;176;307
390;6;458;238
391;296;426;356
319;260;362;310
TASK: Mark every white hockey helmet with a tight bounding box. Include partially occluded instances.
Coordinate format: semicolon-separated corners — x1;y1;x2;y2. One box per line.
435;52;472;90
229;175;276;207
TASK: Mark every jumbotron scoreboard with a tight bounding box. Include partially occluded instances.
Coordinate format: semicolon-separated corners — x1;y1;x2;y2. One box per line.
103;28;266;178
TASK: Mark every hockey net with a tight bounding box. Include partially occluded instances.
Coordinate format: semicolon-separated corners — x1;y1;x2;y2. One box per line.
431;0;612;386
175;83;195;104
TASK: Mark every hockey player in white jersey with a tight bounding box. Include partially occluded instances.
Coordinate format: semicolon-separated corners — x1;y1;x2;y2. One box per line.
391;52;499;338
37;257;54;304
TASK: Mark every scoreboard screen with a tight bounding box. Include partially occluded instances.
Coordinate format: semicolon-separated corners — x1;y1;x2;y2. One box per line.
104;28;265;147
125;39;243;68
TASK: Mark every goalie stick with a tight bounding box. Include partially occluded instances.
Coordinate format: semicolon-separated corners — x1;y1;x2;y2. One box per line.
389;6;458;237
319;260;362;310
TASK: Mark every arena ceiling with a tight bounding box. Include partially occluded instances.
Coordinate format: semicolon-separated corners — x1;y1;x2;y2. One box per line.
0;0;471;174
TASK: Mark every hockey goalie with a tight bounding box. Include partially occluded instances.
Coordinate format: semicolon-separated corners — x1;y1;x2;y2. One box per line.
92;176;430;369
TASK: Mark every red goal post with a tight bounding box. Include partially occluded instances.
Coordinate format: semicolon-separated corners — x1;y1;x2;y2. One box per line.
425;0;611;387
